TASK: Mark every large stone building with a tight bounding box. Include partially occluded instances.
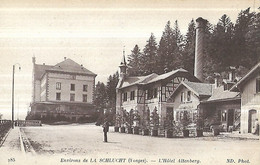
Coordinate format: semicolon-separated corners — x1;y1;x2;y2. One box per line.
29;57;97;122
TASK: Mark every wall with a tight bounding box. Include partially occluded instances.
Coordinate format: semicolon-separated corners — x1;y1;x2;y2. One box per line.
47;72;95;103
240;73;260;134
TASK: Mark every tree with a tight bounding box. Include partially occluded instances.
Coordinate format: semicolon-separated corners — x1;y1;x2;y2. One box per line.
182;19;196;74
233;8;256;67
143;33;159;74
127;45;143;76
158;21;177;73
209;14;234;72
94;81;107;112
246;8;260;63
106;72;119;110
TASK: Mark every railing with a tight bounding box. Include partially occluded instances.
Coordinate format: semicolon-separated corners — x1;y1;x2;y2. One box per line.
0;120;12;143
15;120;42;127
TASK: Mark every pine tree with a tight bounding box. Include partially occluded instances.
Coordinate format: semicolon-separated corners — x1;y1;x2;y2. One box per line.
106;72;119;110
94;82;107;112
209;14;234;72
171;20;184;69
127;45;143;76
246;8;260;63
158;21;176;73
233;8;255;68
143;33;159;74
182;19;196;74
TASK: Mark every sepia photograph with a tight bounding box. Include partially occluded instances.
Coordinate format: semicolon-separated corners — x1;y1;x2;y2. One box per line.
0;0;260;164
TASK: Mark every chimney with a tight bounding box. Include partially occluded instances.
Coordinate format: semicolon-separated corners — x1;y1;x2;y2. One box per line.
214;72;220;89
229;66;236;81
64;57;67;60
194;17;207;82
43;63;45;65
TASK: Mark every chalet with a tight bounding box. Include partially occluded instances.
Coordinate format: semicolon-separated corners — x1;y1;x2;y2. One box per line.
116;56;200;126
29;57;97;122
230;62;260;135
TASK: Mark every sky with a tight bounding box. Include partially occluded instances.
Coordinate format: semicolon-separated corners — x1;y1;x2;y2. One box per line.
0;0;259;120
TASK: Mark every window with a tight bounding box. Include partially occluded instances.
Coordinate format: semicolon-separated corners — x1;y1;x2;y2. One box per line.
154;88;158;98
83;85;88;92
187;91;191;101
130;91;135;100
123;92;127;102
70;94;75;101
71;75;76;80
56;93;61;101
71;84;75;91
221;110;227;122
83;94;87;102
181;92;184;103
56;82;61;90
256;78;260;93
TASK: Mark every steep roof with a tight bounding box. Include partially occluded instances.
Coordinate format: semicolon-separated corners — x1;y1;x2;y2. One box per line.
183;81;213;96
203;86;240;103
34;58;96;80
230;62;260;92
118;73;158;89
117;68;200;89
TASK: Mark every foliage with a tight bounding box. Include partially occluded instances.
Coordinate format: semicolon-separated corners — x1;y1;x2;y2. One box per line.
180;111;192;130
150;107;159;129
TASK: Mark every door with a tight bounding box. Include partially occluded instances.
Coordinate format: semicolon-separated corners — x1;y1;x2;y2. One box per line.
248;110;257;133
227;109;234;131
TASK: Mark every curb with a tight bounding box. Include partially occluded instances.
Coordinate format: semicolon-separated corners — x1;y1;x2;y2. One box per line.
0;128;11;147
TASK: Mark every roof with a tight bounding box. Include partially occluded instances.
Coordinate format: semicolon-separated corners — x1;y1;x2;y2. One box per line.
203;86;240;103
47;59;96;76
170;81;213;99
117;68;200;89
34;58;96;80
34;64;53;80
118;73;158;89
182;81;213;96
230;62;260;92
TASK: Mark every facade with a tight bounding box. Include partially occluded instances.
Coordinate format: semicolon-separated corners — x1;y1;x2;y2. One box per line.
29;57;97;122
230;62;260;134
201;86;241;132
168;81;213;126
116;56;200;127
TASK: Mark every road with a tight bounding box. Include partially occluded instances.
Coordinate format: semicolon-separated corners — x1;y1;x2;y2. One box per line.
0;124;260;165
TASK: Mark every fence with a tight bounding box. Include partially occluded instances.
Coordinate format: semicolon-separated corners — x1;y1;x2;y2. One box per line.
16;120;42;127
0;120;12;143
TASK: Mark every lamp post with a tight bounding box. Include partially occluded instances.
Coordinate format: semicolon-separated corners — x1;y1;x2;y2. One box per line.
12;63;21;129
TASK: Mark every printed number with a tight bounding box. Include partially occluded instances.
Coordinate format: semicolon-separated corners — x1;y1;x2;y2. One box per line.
8;158;15;162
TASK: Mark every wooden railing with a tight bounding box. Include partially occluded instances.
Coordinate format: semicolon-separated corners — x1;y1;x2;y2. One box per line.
0;120;12;143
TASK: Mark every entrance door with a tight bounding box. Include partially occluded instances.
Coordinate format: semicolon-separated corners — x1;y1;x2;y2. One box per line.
227;109;234;131
248;110;257;133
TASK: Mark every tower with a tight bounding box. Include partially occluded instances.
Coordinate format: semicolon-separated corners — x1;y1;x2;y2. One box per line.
119;50;127;79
